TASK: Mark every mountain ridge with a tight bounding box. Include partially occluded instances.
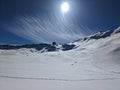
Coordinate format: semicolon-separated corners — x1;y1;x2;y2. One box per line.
0;26;120;52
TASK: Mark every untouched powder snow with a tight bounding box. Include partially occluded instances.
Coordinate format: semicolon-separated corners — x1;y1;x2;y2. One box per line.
0;31;120;90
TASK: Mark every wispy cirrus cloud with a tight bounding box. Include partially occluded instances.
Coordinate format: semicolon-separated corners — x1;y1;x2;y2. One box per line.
7;14;88;44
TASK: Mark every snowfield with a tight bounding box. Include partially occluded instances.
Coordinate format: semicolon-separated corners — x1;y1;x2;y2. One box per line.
0;31;120;90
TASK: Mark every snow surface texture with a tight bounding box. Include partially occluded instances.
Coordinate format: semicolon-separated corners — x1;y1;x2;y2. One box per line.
0;27;120;90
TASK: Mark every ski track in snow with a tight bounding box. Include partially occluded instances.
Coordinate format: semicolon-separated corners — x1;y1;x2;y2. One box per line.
0;75;120;82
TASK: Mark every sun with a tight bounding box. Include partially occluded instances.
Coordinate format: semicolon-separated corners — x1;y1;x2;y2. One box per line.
61;2;70;13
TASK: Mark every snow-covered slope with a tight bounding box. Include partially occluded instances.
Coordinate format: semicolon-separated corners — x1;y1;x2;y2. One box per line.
0;27;120;90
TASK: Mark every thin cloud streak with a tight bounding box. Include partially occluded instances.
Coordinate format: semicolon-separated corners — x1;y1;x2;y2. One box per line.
7;14;87;44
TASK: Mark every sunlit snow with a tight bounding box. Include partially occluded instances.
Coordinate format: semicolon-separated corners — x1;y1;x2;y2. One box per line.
0;28;120;90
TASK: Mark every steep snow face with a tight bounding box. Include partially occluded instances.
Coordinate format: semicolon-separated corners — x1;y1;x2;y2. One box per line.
73;32;120;73
113;26;120;34
0;28;120;90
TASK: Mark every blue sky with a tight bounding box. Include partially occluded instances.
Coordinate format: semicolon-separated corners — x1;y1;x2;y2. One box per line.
0;0;120;44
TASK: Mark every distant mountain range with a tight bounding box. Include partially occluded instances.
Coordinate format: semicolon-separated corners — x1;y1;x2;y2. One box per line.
0;27;120;52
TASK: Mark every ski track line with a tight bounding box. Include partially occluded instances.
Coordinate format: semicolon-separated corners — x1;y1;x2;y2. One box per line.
0;75;120;82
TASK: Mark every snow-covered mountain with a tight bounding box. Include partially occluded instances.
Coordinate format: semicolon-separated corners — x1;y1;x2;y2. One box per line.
74;26;120;42
0;42;76;52
0;27;120;52
0;27;120;90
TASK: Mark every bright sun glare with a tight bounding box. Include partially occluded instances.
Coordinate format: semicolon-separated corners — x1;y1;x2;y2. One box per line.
61;2;70;13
